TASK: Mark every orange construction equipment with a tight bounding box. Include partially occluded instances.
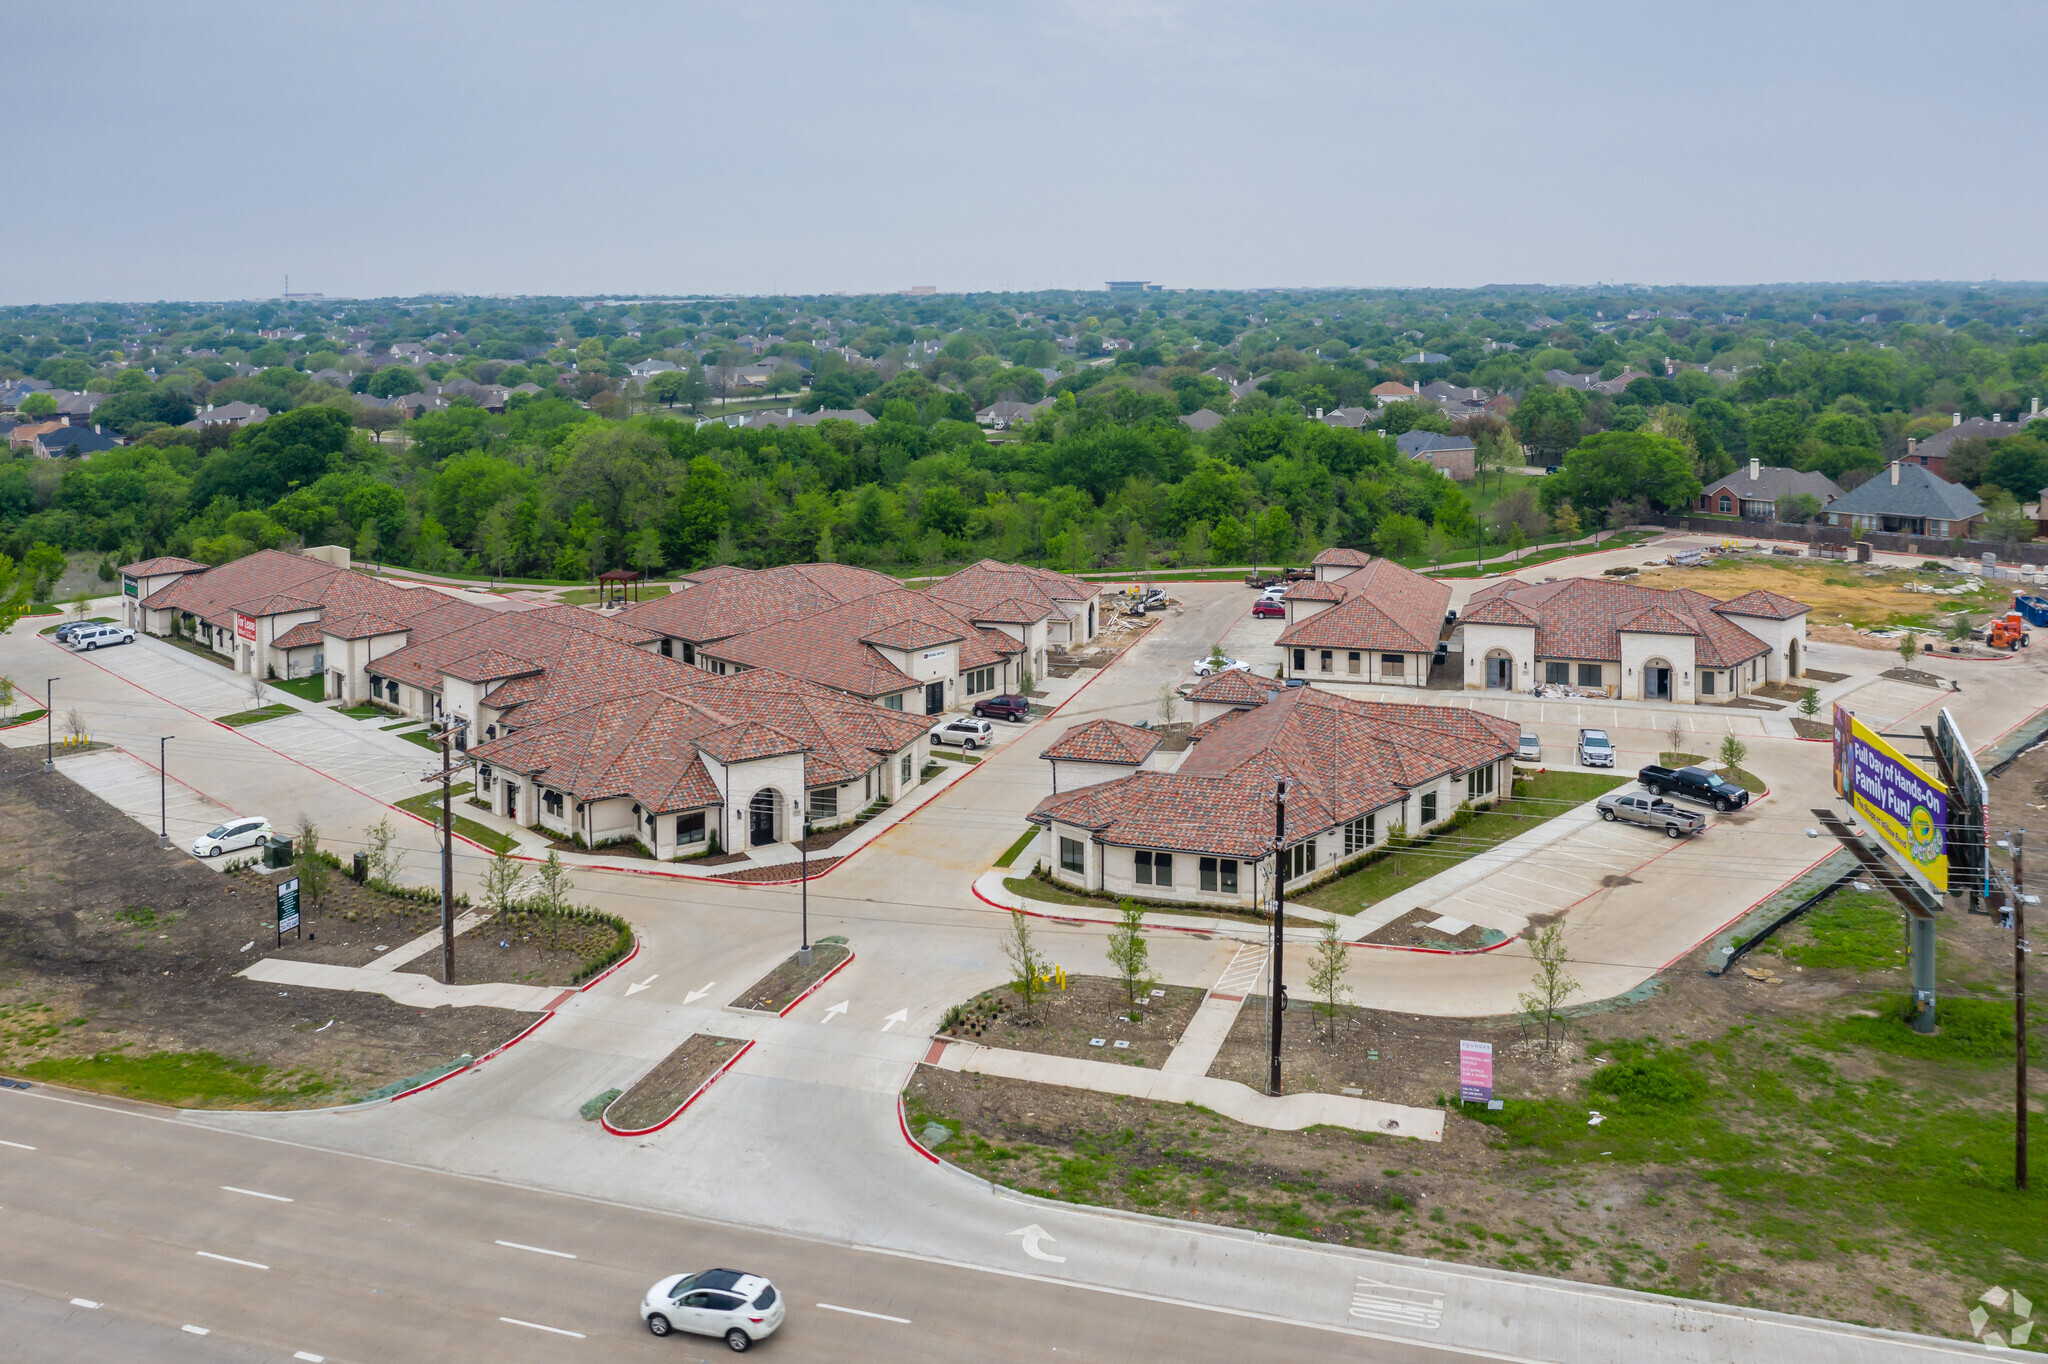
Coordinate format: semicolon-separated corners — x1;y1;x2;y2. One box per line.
1987;612;2030;650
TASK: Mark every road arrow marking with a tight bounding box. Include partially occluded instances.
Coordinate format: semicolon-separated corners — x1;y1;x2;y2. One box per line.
625;973;659;996
881;1008;908;1032
820;1000;850;1023
1009;1224;1065;1262
684;982;714;1004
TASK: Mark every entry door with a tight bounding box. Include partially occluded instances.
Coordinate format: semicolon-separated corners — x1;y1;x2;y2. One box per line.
925;680;944;715
1486;655;1512;689
1646;666;1671;700
750;795;776;846
505;784;518;819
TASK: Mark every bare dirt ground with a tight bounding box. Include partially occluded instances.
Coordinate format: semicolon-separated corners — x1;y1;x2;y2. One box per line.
728;943;849;1012
395;906;623;988
1635;556;2005;630
941;974;1204;1068
605;1033;745;1130
1359;908;1502;951
0;745;533;1107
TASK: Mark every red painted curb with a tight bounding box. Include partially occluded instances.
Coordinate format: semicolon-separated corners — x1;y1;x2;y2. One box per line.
600;1038;755;1136
898;1092;942;1165
0;709;50;731
776;948;857;1017
472;1009;556;1067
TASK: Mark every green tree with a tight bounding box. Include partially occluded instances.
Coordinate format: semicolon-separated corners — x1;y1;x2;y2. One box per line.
293;816;331;912
22;542;65;602
1518;920;1580;1051
1799;686;1820;717
1210;515;1247;564
1307;919;1352;1039
531;850;573;913
1106;899;1156;1006
1545;431;1700;515
480;847;526;915
1378;401;1451;437
363;816;403;884
664;457;730;567
1718;733;1748;776
1255;505;1296;562
366;366;422;398
1509;386;1586;465
1744;398;1807;466
1551;501;1582;538
17;391;58;420
1002;910;1051;1019
1898;633;1918;665
1372;512;1427;559
1775;492;1823;524
1433;484;1477;543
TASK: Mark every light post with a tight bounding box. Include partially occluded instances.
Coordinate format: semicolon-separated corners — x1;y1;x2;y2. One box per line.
158;736;172;848
1268;777;1288;1097
44;677;57;770
793;791;812;966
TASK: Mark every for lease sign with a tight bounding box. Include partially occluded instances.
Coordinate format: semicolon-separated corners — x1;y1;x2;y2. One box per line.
235;612;258;642
1833;704;1947;893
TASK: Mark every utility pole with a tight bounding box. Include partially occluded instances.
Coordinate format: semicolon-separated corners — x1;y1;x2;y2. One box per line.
44;678;57;770
794;783;812;966
424;719;469;985
1269;778;1288;1096
2016;829;2030;1191
158;736;172;848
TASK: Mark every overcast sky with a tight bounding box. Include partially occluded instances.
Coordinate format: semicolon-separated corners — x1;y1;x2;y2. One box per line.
9;1;2044;304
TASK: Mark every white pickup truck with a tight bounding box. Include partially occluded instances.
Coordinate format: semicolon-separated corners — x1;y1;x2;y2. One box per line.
1578;728;1615;767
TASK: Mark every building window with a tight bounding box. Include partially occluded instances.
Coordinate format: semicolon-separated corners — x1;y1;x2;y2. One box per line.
1199;857;1238;893
1292;648;1306;671
1381;654;1404;678
682;641;697;666
810;786;838;818
1578;663;1602;687
965;666;995;695
1135;850;1174;887
1284;840;1317;881
1545;661;1569;685
1701;671;1716;695
677;811;706;844
1719;495;1732;512
1420;791;1438;825
1319;649;1333;672
900;753;913;783
1344;815;1373;855
1467;764;1496;800
864;771;874;801
883;693;904;710
543;790;564;817
1347;651;1361;675
1059;836;1084;874
659;639;672;658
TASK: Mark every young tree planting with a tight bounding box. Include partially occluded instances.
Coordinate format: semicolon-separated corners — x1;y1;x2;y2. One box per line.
1307;919;1353;1039
1106;898;1156;1007
1002;910;1051;1019
1518;920;1581;1053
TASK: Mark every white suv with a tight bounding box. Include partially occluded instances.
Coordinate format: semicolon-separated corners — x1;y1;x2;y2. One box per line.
642;1269;785;1350
68;624;136;650
191;817;271;858
930;717;994;750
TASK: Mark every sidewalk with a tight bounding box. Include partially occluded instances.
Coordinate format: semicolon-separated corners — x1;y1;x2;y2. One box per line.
929;1039;1443;1141
1161;940;1266;1077
239;956;569;1011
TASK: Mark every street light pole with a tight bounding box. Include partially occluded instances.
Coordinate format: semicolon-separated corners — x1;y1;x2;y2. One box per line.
794;791;811;966
44;678;57;770
1269;777;1288;1097
158;736;172;848
424;720;469;986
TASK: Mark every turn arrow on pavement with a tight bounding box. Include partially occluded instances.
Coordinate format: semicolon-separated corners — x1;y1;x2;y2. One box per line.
684;983;713;1004
819;1000;850;1024
624;974;658;996
880;1008;908;1032
1008;1225;1066;1263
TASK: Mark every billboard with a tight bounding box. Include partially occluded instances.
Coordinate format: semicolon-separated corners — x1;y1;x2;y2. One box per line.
1934;707;1988;900
1833;704;1948;893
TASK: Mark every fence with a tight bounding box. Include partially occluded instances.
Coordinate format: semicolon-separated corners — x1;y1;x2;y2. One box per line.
1651;515;2048;567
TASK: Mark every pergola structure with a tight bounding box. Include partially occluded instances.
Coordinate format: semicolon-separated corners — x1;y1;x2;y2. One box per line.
596;568;643;608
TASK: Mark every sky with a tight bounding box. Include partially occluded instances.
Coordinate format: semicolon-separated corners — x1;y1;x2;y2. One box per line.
8;0;2046;304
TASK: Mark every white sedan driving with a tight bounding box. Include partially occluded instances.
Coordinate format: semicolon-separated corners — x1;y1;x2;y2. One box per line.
642;1269;785;1350
191;817;271;859
1192;656;1252;678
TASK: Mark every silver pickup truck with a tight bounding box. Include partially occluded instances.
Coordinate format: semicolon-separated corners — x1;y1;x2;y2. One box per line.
1595;790;1705;838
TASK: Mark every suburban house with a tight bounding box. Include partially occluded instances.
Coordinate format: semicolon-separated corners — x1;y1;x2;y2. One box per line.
1696;460;1842;519
1458;576;1810;702
465;666;930;859
1823;460;1985;540
1040;718;1164;793
1028;688;1517;910
1395;430;1477;480
183;401;270;430
1183;668;1283;725
1276;555;1449;689
1369;381;1418;404
1179;408;1224;432
1316;407;1374;429
31;423;123;458
1901;405;2042;478
975;398;1054;429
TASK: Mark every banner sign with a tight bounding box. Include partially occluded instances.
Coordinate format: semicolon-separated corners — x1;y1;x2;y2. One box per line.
1935;707;1989;899
1458;1039;1494;1103
1833;704;1948;893
235;612;258;642
276;877;300;937
123;578;138;597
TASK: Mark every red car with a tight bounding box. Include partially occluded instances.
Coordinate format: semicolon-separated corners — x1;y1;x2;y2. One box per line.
972;694;1033;722
1251;599;1286;619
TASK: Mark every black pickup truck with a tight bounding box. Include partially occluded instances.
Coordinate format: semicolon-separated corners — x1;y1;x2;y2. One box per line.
1636;764;1750;812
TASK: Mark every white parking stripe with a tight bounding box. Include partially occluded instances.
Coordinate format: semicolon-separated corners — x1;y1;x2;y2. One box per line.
195;1251;268;1270
500;1317;585;1338
817;1302;911;1323
495;1239;577;1259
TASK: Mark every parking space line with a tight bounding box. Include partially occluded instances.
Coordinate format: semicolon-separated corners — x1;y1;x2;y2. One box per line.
196;1251;269;1270
495;1239;577;1259
500;1317;586;1338
817;1302;912;1324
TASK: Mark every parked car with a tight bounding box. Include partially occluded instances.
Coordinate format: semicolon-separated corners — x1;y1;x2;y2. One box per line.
68;624;136;651
972;694;1032;722
1578;728;1615;767
52;619;103;643
929;717;994;749
1192;656;1252;677
1251;599;1286;619
641;1269;785;1350
1597;790;1704;838
1637;764;1751;812
1517;732;1541;762
191;816;271;859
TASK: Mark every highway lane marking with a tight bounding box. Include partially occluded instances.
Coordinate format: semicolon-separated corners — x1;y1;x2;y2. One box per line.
222;1185;293;1202
182;1325;210;1335
196;1251;269;1270
496;1239;577;1259
817;1302;910;1324
0;1140;36;1150
500;1316;586;1338
294;1354;325;1362
70;1298;100;1309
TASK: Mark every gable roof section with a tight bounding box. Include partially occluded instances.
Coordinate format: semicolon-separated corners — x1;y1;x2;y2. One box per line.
120;555;208;578
710;588;1022;697
1713;589;1808;621
1460;577;1782;666
1041;718;1160;766
1311;547;1372;569
1825;462;1985;521
1185;669;1279;707
1274;558;1449;654
615;562;894;645
1699;466;1842;504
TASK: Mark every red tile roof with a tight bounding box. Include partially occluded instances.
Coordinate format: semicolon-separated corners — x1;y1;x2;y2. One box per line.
926;559;1102;624
708;588;1022;698
1041;718;1160;766
119;556;208;577
1311;547;1373;568
1715;589;1809;621
1283;579;1346;602
1031;689;1515;857
617;562;895;645
1275;558;1449;654
1461;576;1790;666
1185;670;1279;706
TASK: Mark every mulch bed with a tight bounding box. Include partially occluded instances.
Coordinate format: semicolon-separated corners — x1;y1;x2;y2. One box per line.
1882;666;1950;688
727;944;850;1012
395;907;623;988
1791;717;1833;740
1359;907;1502;951
711;856;842;882
1802;668;1849;682
604;1033;746;1130
944;975;1204;1068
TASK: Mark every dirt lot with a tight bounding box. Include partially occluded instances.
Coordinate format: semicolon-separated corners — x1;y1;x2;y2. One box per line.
728;943;849;1012
0;745;534;1108
941;974;1204;1068
1359;908;1504;951
913;897;2045;1344
396;906;626;988
1637;556;2008;632
605;1033;745;1130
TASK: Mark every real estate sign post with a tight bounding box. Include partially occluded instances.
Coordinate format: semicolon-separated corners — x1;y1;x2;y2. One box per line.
1459;1040;1494;1104
276;876;300;947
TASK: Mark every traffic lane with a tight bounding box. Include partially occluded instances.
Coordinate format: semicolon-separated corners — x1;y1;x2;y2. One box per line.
0;1286;285;1364
0;1088;1470;1364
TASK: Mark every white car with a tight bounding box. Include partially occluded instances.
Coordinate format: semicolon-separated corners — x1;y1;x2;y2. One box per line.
68;624;136;650
1260;584;1289;601
1517;732;1541;762
929;717;994;750
191;817;271;858
1192;656;1252;677
642;1269;785;1350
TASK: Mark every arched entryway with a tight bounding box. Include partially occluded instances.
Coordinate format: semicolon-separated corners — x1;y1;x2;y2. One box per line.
748;788;782;847
1788;637;1802;679
1484;650;1514;689
1643;657;1673;701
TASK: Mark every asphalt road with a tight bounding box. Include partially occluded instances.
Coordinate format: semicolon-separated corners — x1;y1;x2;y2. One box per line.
0;1086;1467;1364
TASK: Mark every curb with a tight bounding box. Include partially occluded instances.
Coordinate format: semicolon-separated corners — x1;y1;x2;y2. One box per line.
578;939;640;992
600;1038;755;1137
776;948;857;1017
897;1091;942;1164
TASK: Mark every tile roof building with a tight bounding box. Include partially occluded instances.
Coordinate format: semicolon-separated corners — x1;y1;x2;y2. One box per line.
1029;688;1516;909
1823;459;1986;539
1276;556;1451;689
1040;718;1162;793
1458;574;1809;703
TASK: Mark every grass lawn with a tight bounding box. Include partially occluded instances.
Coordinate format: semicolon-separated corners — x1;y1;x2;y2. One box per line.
18;1050;330;1108
995;828;1037;868
2;708;49;729
337;703;391;720
395;784;516;854
398;729;443;752
1296;769;1627;916
557;585;671;605
214;702;297;727
269;675;327;703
